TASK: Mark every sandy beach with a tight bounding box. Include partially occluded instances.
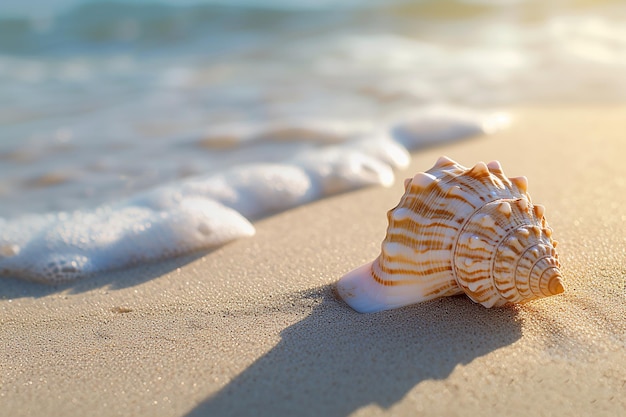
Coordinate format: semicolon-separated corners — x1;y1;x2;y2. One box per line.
1;107;625;417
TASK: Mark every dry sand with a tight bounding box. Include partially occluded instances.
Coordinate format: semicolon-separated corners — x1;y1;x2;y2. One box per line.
1;107;625;417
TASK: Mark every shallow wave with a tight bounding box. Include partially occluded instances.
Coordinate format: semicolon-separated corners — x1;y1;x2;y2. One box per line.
0;107;509;283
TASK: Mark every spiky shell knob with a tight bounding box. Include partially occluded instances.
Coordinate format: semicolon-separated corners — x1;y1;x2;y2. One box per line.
336;156;564;313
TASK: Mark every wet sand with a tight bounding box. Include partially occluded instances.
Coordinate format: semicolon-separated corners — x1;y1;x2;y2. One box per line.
1;107;625;417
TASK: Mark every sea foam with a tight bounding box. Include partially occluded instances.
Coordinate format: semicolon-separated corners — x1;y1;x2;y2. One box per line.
0;107;509;283
0;200;255;283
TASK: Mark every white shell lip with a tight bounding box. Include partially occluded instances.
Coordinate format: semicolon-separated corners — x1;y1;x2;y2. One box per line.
337;261;429;313
336;261;389;313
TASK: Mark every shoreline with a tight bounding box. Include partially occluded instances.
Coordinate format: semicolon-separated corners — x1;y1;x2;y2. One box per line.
1;107;625;417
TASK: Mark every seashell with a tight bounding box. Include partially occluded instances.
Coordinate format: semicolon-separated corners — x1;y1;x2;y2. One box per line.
336;156;564;313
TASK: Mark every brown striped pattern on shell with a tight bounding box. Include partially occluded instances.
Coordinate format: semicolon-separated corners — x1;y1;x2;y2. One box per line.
336;156;564;312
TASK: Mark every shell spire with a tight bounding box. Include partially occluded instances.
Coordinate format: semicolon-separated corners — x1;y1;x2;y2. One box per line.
336;156;564;313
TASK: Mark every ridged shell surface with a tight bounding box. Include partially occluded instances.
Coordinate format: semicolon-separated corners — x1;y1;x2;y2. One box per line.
336;156;564;313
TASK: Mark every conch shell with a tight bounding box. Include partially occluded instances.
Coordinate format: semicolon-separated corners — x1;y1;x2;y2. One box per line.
336;156;564;313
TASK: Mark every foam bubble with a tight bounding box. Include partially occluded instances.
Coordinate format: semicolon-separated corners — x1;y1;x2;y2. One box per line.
0;199;254;283
391;107;508;149
349;134;411;170
131;164;317;220
291;146;395;195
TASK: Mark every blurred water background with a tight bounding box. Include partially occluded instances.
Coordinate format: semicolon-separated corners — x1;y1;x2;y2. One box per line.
2;0;626;217
1;0;626;282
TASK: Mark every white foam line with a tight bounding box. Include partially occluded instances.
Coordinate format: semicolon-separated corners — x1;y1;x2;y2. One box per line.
0;106;508;284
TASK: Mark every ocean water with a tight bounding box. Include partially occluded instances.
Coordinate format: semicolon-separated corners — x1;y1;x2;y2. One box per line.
1;0;625;283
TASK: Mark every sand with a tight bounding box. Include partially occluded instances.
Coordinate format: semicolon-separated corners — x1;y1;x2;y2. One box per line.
1;107;625;417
